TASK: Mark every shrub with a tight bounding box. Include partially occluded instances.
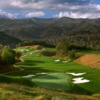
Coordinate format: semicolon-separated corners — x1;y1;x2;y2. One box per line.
68;50;76;60
1;46;15;65
41;51;56;57
56;42;69;57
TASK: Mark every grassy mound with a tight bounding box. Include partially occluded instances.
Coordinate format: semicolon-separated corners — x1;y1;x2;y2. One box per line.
32;73;72;92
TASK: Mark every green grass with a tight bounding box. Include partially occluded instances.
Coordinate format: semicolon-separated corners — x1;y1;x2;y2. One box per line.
1;47;100;95
32;73;72;92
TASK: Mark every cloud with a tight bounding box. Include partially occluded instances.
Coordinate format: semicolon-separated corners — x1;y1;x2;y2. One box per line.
0;0;93;10
26;11;45;17
0;0;99;19
54;11;100;19
0;9;17;19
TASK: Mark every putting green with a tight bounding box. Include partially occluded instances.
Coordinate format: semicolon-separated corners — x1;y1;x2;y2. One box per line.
32;73;73;91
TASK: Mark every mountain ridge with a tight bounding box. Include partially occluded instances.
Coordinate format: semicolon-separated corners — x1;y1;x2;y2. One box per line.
0;17;100;49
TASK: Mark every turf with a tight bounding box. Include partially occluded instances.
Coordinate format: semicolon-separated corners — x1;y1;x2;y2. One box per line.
32;73;72;92
1;47;100;94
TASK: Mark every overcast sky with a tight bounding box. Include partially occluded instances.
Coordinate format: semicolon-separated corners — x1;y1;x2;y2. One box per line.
0;0;100;19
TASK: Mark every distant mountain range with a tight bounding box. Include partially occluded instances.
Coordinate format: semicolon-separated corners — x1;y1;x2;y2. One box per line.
0;17;100;49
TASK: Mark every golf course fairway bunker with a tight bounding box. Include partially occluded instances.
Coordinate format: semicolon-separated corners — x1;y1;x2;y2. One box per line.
32;73;73;91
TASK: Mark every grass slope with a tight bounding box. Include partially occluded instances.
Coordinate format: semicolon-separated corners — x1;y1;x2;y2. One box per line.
0;83;100;100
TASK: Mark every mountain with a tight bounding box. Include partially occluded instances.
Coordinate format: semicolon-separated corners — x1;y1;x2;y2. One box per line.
0;31;22;47
0;17;100;50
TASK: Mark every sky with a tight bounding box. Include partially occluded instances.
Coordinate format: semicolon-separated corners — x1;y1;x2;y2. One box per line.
0;0;100;19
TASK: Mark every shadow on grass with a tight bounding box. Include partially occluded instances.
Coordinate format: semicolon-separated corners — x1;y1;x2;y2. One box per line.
18;60;45;66
32;81;92;95
0;75;36;87
34;74;61;79
70;85;92;95
5;66;55;76
33;81;69;92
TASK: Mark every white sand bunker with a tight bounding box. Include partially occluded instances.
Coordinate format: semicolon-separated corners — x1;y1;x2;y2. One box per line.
54;59;60;62
20;50;24;52
72;77;90;84
62;61;69;63
36;72;48;75
30;52;33;55
23;74;36;78
26;50;29;51
67;72;86;76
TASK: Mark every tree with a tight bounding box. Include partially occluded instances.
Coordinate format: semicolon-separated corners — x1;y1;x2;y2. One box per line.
68;50;76;60
1;46;15;65
15;50;22;61
56;41;69;57
0;51;2;64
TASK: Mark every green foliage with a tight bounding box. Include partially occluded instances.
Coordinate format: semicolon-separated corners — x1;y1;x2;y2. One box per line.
19;40;54;48
0;31;22;48
1;46;15;65
56;41;69;57
68;50;76;60
0;51;1;64
15;51;22;58
0;18;100;50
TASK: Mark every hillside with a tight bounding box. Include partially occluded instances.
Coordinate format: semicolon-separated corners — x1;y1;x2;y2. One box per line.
0;31;22;47
0;17;100;49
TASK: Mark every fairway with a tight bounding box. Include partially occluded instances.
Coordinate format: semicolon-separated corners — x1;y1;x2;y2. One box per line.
3;47;100;94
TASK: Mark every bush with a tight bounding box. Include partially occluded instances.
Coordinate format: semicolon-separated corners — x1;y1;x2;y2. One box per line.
56;41;69;57
68;50;76;60
41;51;56;57
1;46;15;65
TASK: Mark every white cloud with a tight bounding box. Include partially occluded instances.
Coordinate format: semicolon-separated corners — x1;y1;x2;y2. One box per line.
0;9;17;19
26;12;45;17
0;0;99;19
54;11;100;19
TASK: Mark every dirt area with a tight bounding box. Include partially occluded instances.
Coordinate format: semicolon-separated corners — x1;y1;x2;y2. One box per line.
41;51;56;57
75;54;100;69
0;65;20;73
25;45;44;50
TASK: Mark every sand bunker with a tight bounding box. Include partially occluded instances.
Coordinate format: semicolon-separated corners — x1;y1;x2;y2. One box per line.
67;72;86;76
62;61;69;63
54;59;60;62
76;54;100;69
25;45;44;50
36;72;47;75
23;74;36;78
72;77;90;84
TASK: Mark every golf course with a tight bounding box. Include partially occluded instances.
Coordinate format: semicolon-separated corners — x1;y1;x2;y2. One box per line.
1;46;100;98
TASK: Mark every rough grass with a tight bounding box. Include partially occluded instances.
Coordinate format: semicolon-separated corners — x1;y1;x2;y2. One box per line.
0;83;100;100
